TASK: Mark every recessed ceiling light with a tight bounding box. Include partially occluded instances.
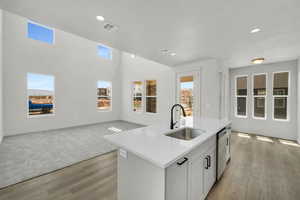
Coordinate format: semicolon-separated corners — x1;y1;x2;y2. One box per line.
96;16;105;21
170;52;176;56
251;57;265;64
131;54;136;58
251;28;261;33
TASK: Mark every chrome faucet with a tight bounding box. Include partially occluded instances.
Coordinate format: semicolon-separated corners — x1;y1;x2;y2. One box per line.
170;104;186;129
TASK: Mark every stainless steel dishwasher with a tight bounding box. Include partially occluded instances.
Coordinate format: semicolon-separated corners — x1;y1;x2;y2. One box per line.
217;126;231;180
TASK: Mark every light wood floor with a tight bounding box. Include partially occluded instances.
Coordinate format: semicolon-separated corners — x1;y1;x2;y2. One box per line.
0;132;299;200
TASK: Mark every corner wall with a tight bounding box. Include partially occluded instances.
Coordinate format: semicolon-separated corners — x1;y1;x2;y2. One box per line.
3;11;122;136
120;52;175;125
230;60;298;140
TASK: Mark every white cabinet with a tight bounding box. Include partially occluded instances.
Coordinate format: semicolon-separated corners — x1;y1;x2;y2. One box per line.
166;157;189;200
203;146;216;197
189;155;204;200
167;136;217;200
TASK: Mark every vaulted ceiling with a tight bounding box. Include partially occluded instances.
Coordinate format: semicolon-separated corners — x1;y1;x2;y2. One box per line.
0;0;299;67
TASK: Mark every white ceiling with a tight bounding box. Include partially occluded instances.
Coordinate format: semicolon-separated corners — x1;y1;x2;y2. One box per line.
0;0;299;67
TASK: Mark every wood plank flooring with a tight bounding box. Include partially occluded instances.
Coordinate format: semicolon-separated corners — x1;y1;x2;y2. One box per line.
0;132;299;200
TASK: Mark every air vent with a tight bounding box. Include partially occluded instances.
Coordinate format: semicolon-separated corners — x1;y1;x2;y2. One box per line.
104;23;118;32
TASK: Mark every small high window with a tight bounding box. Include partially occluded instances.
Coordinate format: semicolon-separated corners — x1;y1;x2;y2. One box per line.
253;74;267;119
235;76;247;117
27;73;55;116
97;81;112;111
27;22;54;44
132;81;143;112
97;45;112;59
273;72;289;120
146;80;157;113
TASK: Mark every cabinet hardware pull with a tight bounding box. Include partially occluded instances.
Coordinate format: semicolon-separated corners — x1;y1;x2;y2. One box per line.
177;157;188;166
226;138;229;146
208;155;211;168
205;156;209;169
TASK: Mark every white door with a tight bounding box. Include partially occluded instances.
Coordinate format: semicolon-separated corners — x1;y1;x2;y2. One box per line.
189;156;205;200
166;158;189;200
203;147;216;197
176;71;200;127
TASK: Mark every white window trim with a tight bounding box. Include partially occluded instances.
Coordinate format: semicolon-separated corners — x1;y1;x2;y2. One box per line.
145;80;157;114
272;71;290;122
252;73;267;120
27;20;56;44
235;75;248;118
27;72;55;119
132;80;143;113
97;81;112;112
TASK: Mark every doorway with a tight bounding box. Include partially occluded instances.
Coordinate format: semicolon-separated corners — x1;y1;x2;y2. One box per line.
176;71;200;127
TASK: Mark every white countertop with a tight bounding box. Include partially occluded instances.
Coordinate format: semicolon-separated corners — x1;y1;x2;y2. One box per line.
104;117;231;168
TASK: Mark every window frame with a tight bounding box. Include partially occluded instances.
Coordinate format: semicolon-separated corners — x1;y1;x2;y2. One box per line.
97;81;112;112
252;73;267;120
272;71;290;122
132;80;143;113
27;72;55;118
145;80;157;114
235;75;248;118
27;21;55;44
97;44;113;60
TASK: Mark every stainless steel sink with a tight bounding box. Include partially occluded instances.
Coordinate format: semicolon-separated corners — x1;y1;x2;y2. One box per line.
165;127;205;141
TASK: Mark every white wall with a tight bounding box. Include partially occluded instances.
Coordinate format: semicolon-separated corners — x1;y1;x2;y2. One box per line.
298;58;300;144
230;60;298;140
120;52;175;125
174;59;224;119
3;11;122;136
0;9;3;143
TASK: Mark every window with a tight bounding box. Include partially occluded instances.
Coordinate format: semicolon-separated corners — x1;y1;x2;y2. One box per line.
179;76;193;117
132;81;143;112
97;81;112;111
27;22;54;44
97;45;112;59
273;72;289;120
146;80;157;113
253;74;266;119
27;73;55;116
235;76;247;117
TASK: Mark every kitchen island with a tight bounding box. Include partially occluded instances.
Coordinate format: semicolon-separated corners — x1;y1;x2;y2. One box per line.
104;117;231;200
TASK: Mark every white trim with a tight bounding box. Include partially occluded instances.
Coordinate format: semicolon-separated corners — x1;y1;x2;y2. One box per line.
27;20;55;44
132;80;143;113
252;73;267;120
235;75;248;118
145;80;157;114
27;72;55;119
272;71;290;121
97;80;112;112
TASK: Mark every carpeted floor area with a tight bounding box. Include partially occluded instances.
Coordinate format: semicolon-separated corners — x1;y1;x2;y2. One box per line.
0;120;144;189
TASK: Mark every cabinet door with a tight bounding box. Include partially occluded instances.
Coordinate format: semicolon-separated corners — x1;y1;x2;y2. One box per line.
203;147;216;197
189;156;204;200
166;157;189;200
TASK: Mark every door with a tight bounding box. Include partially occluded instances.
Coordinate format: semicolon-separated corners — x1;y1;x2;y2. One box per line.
189;156;205;200
166;157;189;200
203;147;216;197
176;71;200;127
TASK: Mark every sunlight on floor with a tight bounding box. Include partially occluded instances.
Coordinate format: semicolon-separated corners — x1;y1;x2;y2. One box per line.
278;139;300;147
256;136;274;143
238;133;251;138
